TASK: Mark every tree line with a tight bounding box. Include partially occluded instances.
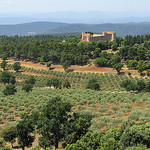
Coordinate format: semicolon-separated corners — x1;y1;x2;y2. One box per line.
0;34;150;75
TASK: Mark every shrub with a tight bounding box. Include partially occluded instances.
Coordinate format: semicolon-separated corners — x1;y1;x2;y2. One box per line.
106;109;114;115
25;76;36;85
22;84;33;93
3;84;17;96
98;108;106;113
86;78;100;91
63;79;71;89
13;62;21;72
111;105;119;112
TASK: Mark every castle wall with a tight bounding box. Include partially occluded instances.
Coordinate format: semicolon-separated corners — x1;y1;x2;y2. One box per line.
81;32;116;42
89;36;105;42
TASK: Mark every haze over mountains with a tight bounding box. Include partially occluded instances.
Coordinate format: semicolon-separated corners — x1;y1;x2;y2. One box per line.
0;11;150;24
0;11;150;36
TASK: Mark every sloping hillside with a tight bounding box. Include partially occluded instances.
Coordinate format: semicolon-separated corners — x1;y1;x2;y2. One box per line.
0;21;150;36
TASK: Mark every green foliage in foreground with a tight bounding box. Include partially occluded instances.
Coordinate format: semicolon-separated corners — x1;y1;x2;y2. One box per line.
0;87;149;149
65;122;150;150
37;97;72;149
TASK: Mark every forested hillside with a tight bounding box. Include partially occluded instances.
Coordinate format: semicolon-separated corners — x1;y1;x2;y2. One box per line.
1;22;150;36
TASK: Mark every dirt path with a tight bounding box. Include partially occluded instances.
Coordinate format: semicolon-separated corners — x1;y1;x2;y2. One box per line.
0;59;139;75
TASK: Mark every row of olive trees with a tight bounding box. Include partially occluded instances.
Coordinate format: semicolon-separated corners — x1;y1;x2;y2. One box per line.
46;77;100;91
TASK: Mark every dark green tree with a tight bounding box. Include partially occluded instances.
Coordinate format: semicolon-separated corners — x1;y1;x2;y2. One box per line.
120;123;150;149
0;71;12;85
3;84;17;96
127;60;138;70
111;54;121;66
16;115;35;150
13;62;21;72
137;60;145;76
37;97;72;150
63;79;71;89
1;125;16;148
65;128;121;150
1;60;7;70
93;48;101;58
136;79;146;92
86;78;100;91
111;43;118;51
46;77;61;89
94;57;108;67
22;84;33;93
145;80;150;92
9;76;16;85
47;61;53;70
120;79;137;92
25;76;36;85
113;63;124;75
62;60;71;72
64;114;91;146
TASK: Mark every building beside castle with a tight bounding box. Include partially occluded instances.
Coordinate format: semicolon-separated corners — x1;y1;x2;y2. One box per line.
81;31;116;42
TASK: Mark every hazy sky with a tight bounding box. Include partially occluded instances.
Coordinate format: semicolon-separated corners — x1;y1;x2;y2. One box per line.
0;0;150;13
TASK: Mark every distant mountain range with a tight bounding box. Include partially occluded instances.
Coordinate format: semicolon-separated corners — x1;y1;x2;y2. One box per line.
1;11;150;24
0;21;150;37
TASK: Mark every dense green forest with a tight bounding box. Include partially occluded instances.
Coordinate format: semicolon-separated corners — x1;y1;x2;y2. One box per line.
0;34;150;74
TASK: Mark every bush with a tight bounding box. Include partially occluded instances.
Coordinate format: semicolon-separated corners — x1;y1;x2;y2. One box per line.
13;62;21;72
3;84;17;96
22;84;33;93
25;76;36;85
86;78;100;91
94;58;108;67
0;147;12;150
0;138;5;148
0;71;15;85
63;79;71;89
46;77;62;89
120;123;150;149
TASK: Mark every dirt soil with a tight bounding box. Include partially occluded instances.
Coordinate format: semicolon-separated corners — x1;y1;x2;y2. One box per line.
1;59;139;75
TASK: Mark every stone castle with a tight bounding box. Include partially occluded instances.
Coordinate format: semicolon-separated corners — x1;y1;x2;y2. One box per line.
81;31;116;42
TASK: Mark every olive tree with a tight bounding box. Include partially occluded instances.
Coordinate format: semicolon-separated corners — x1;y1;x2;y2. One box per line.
13;62;21;72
